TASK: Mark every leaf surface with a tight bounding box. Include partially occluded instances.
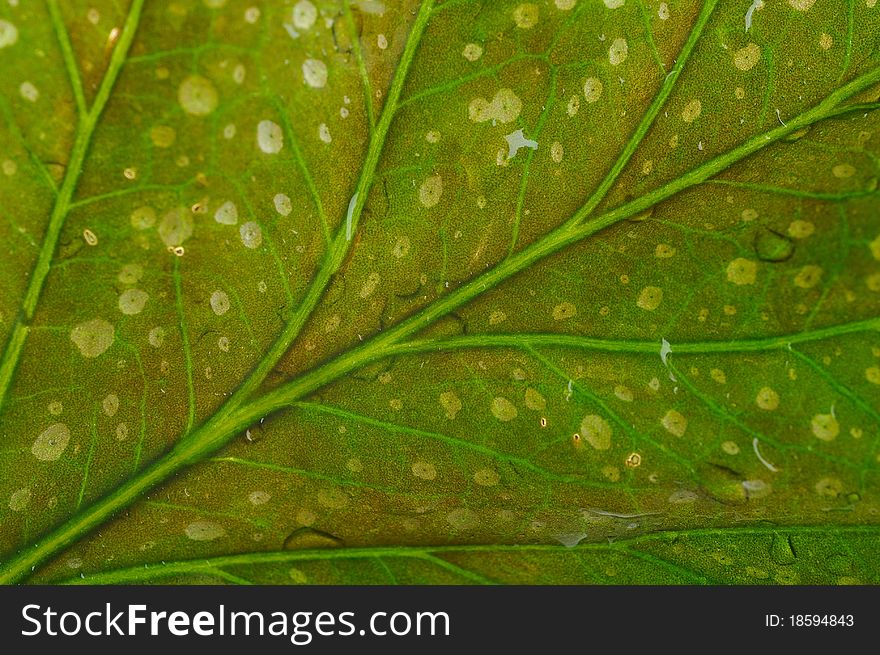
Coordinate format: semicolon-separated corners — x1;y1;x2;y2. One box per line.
0;0;879;585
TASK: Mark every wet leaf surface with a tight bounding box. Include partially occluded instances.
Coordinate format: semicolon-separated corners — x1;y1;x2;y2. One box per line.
0;0;879;584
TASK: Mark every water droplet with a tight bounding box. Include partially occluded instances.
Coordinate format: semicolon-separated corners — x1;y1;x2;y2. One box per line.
769;533;796;566
283;527;345;550
754;228;794;262
243;421;265;443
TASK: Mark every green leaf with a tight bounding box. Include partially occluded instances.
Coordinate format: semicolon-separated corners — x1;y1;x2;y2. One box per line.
0;0;879;585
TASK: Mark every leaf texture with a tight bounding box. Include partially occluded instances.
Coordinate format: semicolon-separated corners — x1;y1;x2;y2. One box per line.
0;0;879;585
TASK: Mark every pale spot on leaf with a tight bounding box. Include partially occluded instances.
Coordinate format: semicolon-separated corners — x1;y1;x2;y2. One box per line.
392;236;411;258
118;263;143;285
524;387;546;410
274;193;292;216
733;43;761;71
682;99;702;123
474;468;500;486
832;163;855;178
447;508;477;530
257;120;283;154
214;200;238;225
583;77;603;103
8;488;30;511
148;327;164;348
439;391;462;419
462;43;482;61
661;409;687;437
210;290;230;315
868;235;880;260
412;460;437;480
70;319;114;358
240;221;263;248
579;415;612;450
637;286;663;311
158;207;193;247
811;414;839;441
755;386;779;410
185;520;225;541
118;288;148;315
292;0;317;29
418;175;443;208
32;423;71;461
178;75;218;116
815;477;843;497
488;309;506;325
302;58;328;88
0;19;18;48
722;441;740;455
614;385;633;402
468;88;522;124
149;125;176;148
726;258;757;285
19;81;38;102
130;206;156;230
102;394;120;417
359;272;381;298
513;3;539;28
491;396;518;421
249;490;270;505
608;38;628;65
788;220;814;239
793;265;822;289
552;302;577;320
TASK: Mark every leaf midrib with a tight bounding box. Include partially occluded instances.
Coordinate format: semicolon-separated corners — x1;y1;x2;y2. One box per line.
0;0;146;410
2;1;880;584
231;63;880;432
54;524;880;586
387;317;880;356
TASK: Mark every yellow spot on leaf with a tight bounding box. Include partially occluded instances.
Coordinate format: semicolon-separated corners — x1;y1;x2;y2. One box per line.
418;175;443;208
411;460;437;480
733;43;761;71
811;414;839;441
793;265;823;289
637;286;663;310
726;258;757;285
661;409;687;437
682;98;702;123
755;386;779;410
552;301;577;320
491;396;518;421
579;415;612;450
